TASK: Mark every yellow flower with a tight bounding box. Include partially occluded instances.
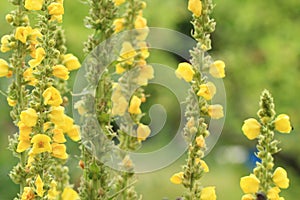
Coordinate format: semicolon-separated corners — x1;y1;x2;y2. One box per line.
113;0;126;6
48;180;59;200
63;54;81;71
23;67;38;86
28;28;42;45
7;97;16;107
74;100;86;115
272;167;289;189
16;122;32;153
61;187;79;200
170;172;184;184
1;35;11;52
200;186;217;200
137;123;151;142
113;18;125;33
208;104;224;119
52;128;66;143
240;174;260;194
43;86;63;106
49;106;65;125
136;27;149;41
267;187;281;200
137;41;149;59
52;143;68;159
35;175;44;197
137;64;154;86
56;115;74;133
48;3;64;15
196;159;209;172
115;63;126;74
31;134;52;155
25;0;44;11
188;0;202;17
128;95;142;114
28;47;46;68
21;187;35;200
241;194;255;200
20;108;38;127
175;62;195;82
196;135;206;148
17;140;31;153
66;125;81;142
209;60;225;78
15;26;32;43
242;118;261;140
111;85;128;116
0;59;9;77
135;16;147;29
52;65;69;80
118;42;137;64
50;14;63;23
274;114;292;134
197;82;216;100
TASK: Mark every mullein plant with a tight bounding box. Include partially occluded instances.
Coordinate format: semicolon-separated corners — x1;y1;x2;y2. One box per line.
77;0;152;199
240;90;291;200
170;0;225;199
1;0;81;199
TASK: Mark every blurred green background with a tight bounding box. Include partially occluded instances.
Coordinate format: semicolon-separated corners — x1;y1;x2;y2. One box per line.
1;0;300;199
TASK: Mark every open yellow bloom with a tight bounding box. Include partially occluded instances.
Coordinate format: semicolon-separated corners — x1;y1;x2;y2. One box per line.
113;18;125;33
63;54;81;71
17;140;31;153
170;172;184;184
200;186;217;200
61;187;79;200
136;27;149;41
29;47;46;68
56;115;74;133
241;194;255;200
137;65;154;86
135;16;147;29
50;14;63;23
15;26;32;43
272;167;289;189
49;106;65;125
35;175;44;197
1;35;11;52
25;0;44;11
137;123;151;142
43;86;63;106
28;28;42;45
242;118;261;140
175;62;195;82
20;108;38;127
48;3;64;15
66;125;81;142
188;0;202;17
52;64;69;80
240;174;260;194
113;0;126;6
0;59;9;77
21;187;35;200
118;42;137;64
208;104;224;119
267;187;281;200
7;97;17;107
209;60;225;78
17;122;32;152
52;143;68;159
128;95;142;114
52;128;66;143
23;67;38;86
274;114;292;134
197;82;216;100
48;180;59;200
31;134;52;155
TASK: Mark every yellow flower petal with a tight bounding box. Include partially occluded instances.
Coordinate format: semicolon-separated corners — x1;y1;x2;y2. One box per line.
128;95;142;114
25;0;44;11
113;18;125;33
240;174;260;194
35;175;44;197
267;187;281;200
242;194;255;200
272;167;289;189
196;135;206;148
200;186;217;200
135;16;147;29
48;2;64;15
209;60;225;78
188;0;202;17
113;0;126;6
208;104;224;119
20;108;38;127
170;172;184;184
43;86;63;106
197;82;216;100
52;128;66;143
0;59;9;77
52;64;69;80
21;187;35;200
52;143;68;159
31;134;52;155
274;114;292;134
61;187;79;200
242;118;261;140
175;62;195;82
137;64;154;86
66;125;81;142
15;26;32;43
63;54;81;71
17;140;31;153
137;123;151;142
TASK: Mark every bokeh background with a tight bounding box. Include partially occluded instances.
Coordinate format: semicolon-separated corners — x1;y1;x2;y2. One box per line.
1;0;300;199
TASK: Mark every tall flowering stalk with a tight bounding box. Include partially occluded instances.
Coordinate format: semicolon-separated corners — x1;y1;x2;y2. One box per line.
2;0;81;199
170;0;225;199
240;90;291;200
